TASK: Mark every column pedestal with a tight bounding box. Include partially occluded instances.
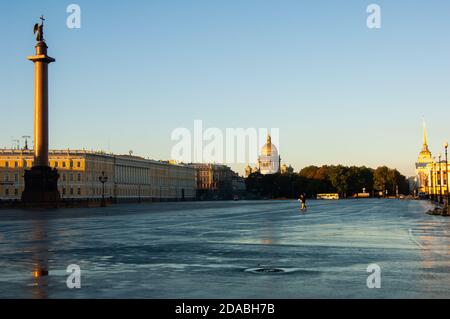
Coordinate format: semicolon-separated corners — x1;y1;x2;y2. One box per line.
22;166;60;203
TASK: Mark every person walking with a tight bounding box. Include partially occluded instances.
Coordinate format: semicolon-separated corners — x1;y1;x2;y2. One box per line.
299;193;307;212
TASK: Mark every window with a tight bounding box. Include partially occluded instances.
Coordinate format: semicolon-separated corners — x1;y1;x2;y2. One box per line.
77;188;81;195
62;162;66;168
5;174;9;182
55;161;58;168
5;162;9;168
62;174;66;182
77;173;81;182
70;161;74;168
62;188;66;195
70;188;74;195
14;161;18;168
77;161;81;168
24;161;27;168
70;174;74;182
14;189;18;196
5;188;9;196
14;174;18;182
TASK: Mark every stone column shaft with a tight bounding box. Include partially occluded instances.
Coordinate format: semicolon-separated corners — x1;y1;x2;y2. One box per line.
28;42;54;167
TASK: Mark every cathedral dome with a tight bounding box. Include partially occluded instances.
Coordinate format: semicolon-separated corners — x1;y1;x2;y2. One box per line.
261;135;278;157
259;134;280;175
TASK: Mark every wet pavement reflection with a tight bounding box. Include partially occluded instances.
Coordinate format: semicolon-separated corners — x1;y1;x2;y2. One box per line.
0;199;448;298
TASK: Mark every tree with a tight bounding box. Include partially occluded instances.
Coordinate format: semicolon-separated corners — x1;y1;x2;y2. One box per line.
245;164;408;199
373;166;409;196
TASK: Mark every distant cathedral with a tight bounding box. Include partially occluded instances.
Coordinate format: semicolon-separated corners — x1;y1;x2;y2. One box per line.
245;134;293;177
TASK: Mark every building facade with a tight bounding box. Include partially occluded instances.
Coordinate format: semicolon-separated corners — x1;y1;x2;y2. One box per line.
415;125;449;198
190;163;237;200
0;149;196;201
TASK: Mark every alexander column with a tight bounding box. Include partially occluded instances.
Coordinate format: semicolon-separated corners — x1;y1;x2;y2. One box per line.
22;16;60;203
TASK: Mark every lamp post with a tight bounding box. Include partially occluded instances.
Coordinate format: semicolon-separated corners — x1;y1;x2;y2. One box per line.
439;154;443;205
99;171;108;207
138;184;141;203
434;160;439;204
413;176;417;198
428;171;432;200
431;160;436;203
445;142;449;214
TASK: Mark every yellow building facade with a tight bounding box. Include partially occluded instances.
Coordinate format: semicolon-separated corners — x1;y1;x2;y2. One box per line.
0;149;196;201
415;126;449;198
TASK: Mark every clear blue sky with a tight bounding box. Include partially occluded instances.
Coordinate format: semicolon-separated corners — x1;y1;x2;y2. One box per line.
1;0;450;176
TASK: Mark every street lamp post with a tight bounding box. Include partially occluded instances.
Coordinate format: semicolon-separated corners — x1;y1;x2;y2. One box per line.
445;142;449;214
138;184;141;203
431;161;436;203
414;176;417;198
439;154;443;205
99;171;108;207
428;172;432;200
434;161;439;204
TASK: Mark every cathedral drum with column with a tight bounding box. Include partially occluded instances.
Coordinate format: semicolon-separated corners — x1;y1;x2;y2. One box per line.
258;135;281;175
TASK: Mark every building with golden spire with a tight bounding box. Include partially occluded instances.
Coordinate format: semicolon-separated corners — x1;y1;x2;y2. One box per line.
418;122;433;164
415;122;449;198
416;122;433;195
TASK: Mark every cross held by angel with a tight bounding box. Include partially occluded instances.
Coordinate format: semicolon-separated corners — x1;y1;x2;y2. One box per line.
33;15;45;42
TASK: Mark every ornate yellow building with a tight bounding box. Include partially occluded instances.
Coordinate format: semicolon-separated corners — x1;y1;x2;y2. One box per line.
0;149;196;201
415;125;449;198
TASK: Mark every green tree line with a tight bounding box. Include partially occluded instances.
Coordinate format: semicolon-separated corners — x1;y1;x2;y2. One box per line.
245;165;409;199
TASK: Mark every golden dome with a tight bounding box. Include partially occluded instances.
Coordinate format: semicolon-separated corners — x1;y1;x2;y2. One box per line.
261;135;278;156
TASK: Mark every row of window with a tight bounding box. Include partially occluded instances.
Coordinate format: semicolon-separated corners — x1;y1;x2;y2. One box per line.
2;187;108;197
51;160;82;169
2;187;82;197
1;160;82;169
3;173;19;182
2;173;82;183
4;188;19;196
3;161;19;168
423;180;448;186
62;173;82;182
2;187;189;197
2;172;194;185
62;187;82;196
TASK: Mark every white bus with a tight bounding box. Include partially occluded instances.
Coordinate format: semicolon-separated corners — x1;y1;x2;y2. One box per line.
317;193;339;200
